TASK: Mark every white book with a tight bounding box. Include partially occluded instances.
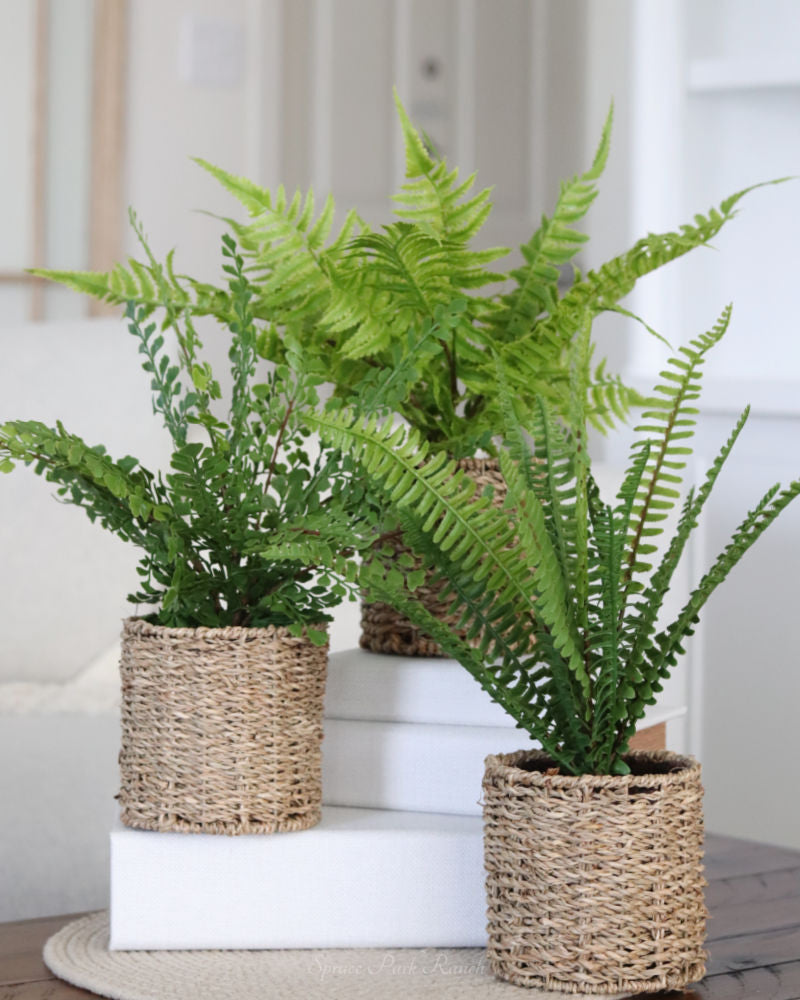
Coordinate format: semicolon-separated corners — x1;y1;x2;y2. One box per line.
325;649;513;727
110;807;486;950
325;649;688;733
322;705;687;816
322;718;533;815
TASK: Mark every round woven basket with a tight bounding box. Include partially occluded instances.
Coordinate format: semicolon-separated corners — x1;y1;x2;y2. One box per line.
482;749;707;994
360;457;507;657
118;618;328;835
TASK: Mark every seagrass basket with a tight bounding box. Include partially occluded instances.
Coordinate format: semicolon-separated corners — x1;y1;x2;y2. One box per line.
360;457;508;656
482;749;707;994
118;618;328;835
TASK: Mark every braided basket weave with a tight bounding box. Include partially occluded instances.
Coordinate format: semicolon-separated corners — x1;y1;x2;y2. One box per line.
360;457;507;657
118;618;328;835
482;749;707;994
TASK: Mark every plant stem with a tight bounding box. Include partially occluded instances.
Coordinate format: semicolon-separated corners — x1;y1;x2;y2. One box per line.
263;397;295;499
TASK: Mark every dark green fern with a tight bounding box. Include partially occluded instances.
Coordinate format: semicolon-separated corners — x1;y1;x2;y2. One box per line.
309;311;800;775
5;234;376;636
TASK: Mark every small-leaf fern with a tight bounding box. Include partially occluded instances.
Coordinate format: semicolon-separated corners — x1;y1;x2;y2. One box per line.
5;234;377;635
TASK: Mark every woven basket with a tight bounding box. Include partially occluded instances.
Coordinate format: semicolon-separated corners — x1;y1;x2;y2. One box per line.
360;457;507;657
118;618;328;835
482;749;707;994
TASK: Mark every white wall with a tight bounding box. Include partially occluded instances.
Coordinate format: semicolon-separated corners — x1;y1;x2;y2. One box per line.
599;0;800;850
682;3;800;851
0;0;95;322
43;0;94;321
0;0;36;323
124;0;257;280
0;320;173;682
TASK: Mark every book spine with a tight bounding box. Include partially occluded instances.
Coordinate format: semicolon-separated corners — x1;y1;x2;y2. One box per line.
323;718;535;815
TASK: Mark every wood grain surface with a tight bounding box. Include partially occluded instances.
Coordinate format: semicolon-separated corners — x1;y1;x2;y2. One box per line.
1;834;798;999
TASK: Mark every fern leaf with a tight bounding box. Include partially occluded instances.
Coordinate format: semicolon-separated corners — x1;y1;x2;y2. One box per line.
0;420;170;546
497;179;789;414
194;158;276;216
359;556;577;770
622;406;750;697
587;499;624;759
29;268;115;301
392;90;506;255
497;104;613;339
309;408;550;625
622;306;732;591
647;477;800;685
197;159;365;331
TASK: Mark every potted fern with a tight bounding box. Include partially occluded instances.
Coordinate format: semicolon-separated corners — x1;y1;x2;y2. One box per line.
39;96;768;658
2;230;371;835
308;309;800;992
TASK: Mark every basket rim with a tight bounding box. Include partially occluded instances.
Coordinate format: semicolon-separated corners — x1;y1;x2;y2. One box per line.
484;748;700;788
122;617;330;641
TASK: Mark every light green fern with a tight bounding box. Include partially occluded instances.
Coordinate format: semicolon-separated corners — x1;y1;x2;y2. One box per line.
493;105;613;343
33;97;786;458
489;179;790;434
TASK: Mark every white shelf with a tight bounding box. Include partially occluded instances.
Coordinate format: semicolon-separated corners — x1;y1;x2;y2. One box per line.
689;58;800;94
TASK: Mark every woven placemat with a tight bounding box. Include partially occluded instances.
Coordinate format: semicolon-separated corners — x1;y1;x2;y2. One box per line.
44;912;631;999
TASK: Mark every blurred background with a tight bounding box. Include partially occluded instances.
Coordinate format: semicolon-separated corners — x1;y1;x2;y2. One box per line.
1;0;799;919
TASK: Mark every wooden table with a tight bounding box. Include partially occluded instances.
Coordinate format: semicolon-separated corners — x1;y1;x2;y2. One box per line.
1;833;799;999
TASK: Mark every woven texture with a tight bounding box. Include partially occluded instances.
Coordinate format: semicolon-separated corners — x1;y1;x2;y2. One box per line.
482;749;707;994
119;619;328;835
360;457;507;657
43;912;632;999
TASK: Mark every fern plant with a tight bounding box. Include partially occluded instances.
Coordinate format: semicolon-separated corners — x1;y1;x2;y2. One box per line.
31;93;775;457
2;232;376;639
308;309;800;774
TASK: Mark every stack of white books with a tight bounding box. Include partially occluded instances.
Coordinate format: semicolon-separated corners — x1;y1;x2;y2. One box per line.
110;647;685;949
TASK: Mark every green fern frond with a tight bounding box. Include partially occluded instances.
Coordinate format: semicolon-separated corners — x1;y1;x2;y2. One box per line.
586;360;644;431
587;498;623;757
392;90;504;251
333;224;498;357
30;260;230;320
609;406;751;757
647;476;800;687
494;179;788;431
0;420;171;543
310;409;534;603
312;403;590;699
196;159;367;333
495;103;613;340
543;181;786;342
622;305;731;591
359;555;577;770
193;158;279;217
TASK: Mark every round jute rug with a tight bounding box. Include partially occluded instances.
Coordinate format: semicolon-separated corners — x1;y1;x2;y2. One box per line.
44;912;631;1000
